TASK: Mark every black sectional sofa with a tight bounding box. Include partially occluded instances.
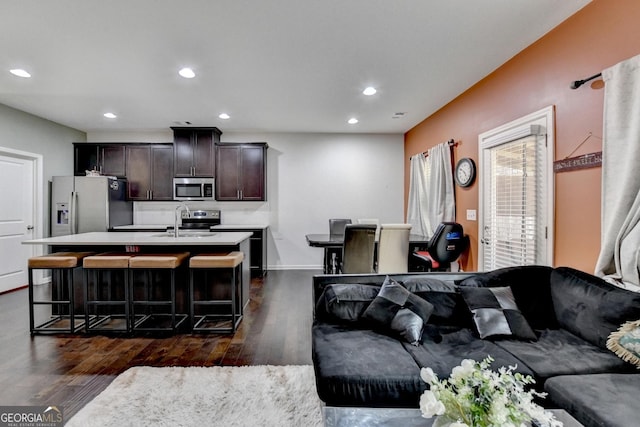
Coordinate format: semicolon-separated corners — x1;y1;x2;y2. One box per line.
311;266;640;427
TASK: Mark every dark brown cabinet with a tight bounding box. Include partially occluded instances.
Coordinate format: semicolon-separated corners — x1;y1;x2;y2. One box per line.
172;127;221;177
216;143;268;201
100;145;127;177
125;144;174;201
74;143;126;177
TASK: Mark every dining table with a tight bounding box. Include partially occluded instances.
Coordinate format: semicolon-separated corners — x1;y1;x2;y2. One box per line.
305;233;430;274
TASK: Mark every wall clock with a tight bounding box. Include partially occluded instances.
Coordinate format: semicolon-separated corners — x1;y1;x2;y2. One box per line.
454;157;476;188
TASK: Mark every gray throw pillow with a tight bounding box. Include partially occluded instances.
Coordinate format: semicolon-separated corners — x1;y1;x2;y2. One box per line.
459;286;537;341
362;276;434;345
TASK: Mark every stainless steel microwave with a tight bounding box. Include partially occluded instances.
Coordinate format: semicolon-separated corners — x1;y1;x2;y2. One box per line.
173;177;215;201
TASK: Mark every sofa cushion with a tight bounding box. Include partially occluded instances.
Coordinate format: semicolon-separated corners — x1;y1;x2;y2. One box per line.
545;373;640;427
607;319;640;368
457;265;556;330
550;267;640;349
402;276;469;327
494;328;636;384
315;283;381;323
312;323;424;407
402;327;534;380
362;276;434;345
459;286;537;341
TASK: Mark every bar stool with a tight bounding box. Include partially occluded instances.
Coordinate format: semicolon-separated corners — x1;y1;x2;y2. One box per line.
129;252;190;333
189;251;244;333
83;253;134;333
28;251;94;334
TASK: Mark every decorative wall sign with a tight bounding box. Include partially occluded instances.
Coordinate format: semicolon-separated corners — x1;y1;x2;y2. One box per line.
553;151;602;173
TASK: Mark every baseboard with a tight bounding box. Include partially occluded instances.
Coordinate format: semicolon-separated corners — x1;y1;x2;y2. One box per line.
267;265;323;271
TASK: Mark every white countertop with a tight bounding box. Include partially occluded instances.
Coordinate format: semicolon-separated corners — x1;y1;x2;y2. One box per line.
23;231;253;246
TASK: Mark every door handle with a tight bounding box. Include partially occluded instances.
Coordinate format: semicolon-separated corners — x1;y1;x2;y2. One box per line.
70;191;78;234
27;225;34;230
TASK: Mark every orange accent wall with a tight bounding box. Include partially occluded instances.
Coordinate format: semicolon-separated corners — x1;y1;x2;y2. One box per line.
404;0;640;273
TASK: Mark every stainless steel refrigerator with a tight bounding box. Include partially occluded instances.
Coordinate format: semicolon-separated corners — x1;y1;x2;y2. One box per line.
51;176;133;236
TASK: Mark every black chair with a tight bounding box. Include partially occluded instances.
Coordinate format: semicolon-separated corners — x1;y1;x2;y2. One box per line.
329;218;352;236
340;224;377;274
326;219;352;274
411;222;469;271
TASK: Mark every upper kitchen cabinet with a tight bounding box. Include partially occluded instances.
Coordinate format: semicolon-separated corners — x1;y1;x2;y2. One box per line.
74;143;126;177
172;127;222;177
125;144;174;201
216;143;268;201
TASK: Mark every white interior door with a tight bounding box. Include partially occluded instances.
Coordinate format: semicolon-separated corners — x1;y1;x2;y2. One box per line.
0;152;36;292
478;106;555;271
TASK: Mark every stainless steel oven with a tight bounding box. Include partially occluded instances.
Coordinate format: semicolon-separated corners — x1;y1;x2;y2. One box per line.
173;177;214;201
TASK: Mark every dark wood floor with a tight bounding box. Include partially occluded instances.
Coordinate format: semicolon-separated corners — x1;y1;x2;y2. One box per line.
0;269;318;420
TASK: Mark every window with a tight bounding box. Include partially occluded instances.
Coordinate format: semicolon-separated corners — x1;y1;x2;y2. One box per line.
478;106;554;270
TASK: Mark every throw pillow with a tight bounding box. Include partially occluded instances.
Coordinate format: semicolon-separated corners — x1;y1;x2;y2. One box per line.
459;286;537;341
362;276;434;345
402;277;467;326
456;266;557;330
607;319;640;368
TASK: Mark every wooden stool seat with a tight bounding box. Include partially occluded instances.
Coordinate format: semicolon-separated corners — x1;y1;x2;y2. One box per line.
28;252;95;334
29;252;94;269
129;253;190;269
83;254;133;269
189;252;244;269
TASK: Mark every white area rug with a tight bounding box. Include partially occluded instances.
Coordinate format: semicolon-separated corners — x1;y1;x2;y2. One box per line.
67;365;324;427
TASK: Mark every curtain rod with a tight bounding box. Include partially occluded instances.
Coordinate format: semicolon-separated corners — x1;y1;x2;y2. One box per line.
570;72;602;89
418;139;457;157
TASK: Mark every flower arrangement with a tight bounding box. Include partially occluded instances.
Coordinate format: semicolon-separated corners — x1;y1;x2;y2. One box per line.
419;356;562;427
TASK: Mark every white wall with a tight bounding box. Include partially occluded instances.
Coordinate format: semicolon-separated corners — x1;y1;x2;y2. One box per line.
86;130;405;269
0;103;86;236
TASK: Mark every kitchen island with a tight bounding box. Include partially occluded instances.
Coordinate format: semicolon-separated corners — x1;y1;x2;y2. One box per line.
23;231;253;318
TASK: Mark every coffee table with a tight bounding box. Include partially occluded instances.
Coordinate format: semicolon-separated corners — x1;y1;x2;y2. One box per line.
323;406;584;427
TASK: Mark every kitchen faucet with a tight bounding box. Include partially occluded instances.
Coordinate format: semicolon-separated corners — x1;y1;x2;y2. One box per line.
174;202;191;237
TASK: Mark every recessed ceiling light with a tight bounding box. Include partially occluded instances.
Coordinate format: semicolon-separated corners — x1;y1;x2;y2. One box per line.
103;112;117;119
348;118;359;124
362;86;377;96
218;113;230;120
10;68;31;78
178;67;196;79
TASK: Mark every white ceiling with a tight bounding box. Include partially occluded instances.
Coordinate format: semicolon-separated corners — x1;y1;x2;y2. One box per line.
1;0;590;135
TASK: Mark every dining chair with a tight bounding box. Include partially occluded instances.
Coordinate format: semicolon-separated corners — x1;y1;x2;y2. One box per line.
326;219;352;274
377;223;412;273
356;218;381;240
341;224;377;274
329;218;352;236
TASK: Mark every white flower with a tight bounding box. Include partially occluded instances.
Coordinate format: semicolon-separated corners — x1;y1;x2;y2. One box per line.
419;390;446;418
450;358;475;380
450;422;469;427
420;367;438;384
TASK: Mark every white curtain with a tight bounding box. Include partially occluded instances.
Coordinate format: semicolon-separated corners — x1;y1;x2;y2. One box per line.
407;154;429;236
594;53;640;290
407;142;456;238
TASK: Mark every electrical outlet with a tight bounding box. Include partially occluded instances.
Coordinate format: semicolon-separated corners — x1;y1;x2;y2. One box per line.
466;209;477;221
